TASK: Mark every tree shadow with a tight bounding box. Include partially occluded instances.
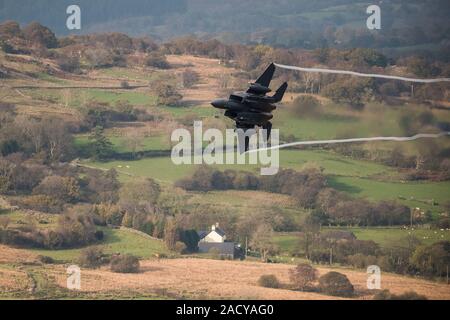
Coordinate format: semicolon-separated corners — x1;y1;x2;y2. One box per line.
328;177;363;195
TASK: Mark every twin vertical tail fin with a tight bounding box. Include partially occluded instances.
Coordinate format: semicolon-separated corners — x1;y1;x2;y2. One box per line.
254;63;288;102
255;63;276;87
272;82;288;102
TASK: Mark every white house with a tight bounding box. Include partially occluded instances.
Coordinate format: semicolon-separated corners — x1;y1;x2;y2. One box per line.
199;223;226;243
197;223;235;259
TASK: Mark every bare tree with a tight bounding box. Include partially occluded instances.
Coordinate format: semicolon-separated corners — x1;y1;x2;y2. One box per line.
15;116;44;153
250;223;278;262
43;118;72;161
122;128;144;159
182;69;200;88
0;216;10;230
289;263;318;291
0;158;15;193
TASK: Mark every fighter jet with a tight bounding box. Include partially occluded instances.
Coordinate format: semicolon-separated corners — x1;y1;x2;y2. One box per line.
211;63;287;151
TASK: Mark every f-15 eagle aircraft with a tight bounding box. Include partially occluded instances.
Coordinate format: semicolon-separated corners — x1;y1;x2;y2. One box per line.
211;63;288;151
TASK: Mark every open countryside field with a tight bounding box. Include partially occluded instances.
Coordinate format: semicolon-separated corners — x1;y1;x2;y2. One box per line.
329;176;450;212
0;18;449;302
62;55;449;214
30;227;170;262
85;148;394;181
1;246;449;300
0;210;170;262
85;148;450;213
274;227;450;255
3;49;449;228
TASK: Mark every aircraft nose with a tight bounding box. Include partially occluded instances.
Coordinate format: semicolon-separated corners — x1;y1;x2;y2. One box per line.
211;99;227;109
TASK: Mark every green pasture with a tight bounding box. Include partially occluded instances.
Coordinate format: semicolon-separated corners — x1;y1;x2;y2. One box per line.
30;227;170;262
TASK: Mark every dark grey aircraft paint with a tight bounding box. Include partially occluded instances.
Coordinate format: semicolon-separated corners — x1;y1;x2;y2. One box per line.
211;63;288;151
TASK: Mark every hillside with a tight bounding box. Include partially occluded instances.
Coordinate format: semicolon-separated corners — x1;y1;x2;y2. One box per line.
0;22;449;300
1;0;449;56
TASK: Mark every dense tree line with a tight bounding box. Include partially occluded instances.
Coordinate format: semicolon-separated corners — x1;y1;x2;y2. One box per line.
0;0;186;35
1;0;448;60
0;209;102;249
1;20;448;109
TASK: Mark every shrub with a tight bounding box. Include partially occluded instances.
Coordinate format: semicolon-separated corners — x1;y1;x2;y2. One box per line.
318;272;354;297
347;253;378;269
57;55;80;73
0;216;11;230
20;195;64;213
154;83;182;106
23;22;58;48
374;289;427;300
42;229;65;249
174;241;187;254
334;240;379;262
93;204;122;226
145;53;170;69
411;241;450;278
94;230;104;241
292;95;321;117
289;263;318;291
182;69;200;88
379;82;402;97
56;211;98;247
33;175;80;203
0;20;24;39
0;139;19;156
258;274;281;288
179;230;200;253
37;255;55;264
432;217;450;229
323;79;372;110
110;254;140;273
78;246;105;268
120;81;130;89
84;48;116;68
309;249;331;264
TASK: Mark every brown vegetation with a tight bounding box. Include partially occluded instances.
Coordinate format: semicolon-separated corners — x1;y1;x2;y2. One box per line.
44;258;450;300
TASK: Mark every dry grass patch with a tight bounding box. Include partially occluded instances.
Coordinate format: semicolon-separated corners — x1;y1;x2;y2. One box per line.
0;245;39;264
46;258;450;300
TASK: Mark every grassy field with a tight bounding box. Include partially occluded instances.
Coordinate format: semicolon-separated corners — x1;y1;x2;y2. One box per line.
23;88;157;108
273;227;450;254
274;102;407;140
0;209;171;262
29;228;170;262
85;144;450;212
75;134;171;153
86;148;392;179
335;227;450;248
329;176;450;212
85;157;196;182
95;67;161;82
